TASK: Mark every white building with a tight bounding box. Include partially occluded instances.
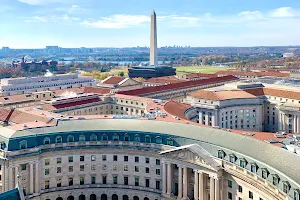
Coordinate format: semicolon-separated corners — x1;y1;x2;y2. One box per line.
0;73;95;96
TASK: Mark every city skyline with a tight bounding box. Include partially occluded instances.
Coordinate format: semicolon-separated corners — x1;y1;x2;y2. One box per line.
0;0;300;48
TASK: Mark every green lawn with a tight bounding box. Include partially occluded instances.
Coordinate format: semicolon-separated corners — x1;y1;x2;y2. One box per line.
175;66;232;74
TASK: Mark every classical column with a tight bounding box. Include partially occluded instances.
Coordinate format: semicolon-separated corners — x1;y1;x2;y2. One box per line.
215;178;220;200
282;114;286;132
199;112;203;124
209;177;215;200
4;163;8;192
14;166;19;188
177;166;183;199
29;163;34;194
296;115;300;133
183;167;188;199
294;115;297;133
167;163;172;195
35;162;39;193
205;114;209;125
1;163;4;192
194;170;199;200
162;163;167;194
211;115;216;127
199;172;204;200
8;167;13;190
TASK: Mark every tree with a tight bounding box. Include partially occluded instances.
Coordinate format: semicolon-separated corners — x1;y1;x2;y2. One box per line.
119;71;124;77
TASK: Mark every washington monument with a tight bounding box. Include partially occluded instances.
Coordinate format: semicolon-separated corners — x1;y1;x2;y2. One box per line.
150;10;158;66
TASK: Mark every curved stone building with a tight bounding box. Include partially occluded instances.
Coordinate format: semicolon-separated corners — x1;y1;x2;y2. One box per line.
0;117;299;200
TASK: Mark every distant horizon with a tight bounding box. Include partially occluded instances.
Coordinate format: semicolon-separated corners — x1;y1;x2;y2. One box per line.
2;45;300;50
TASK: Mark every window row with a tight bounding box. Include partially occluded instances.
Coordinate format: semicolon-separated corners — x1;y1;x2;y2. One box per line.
44;176;161;190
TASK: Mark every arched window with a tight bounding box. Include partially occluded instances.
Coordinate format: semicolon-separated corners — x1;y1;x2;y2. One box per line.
90;194;96;200
102;134;108;141
56;197;63;200
44;137;50;145
134;134;140;142
124;134;130;141
113;134;119;141
155;136;162;144
145;135;151;143
67;196;74;200
112;194;118;200
167;138;174;146
133;196;139;200
67;135;74;142
122;195;129;200
101;194;108;200
56;136;62;143
19;140;27;149
79;135;86;142
90;134;97;141
144;198;149;200
79;194;86;200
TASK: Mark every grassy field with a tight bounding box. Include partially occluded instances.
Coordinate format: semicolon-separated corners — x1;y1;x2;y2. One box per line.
175;66;232;74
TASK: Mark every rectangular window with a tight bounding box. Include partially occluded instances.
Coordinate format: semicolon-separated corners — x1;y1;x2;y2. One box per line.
145;167;149;173
69;166;73;172
21;164;26;170
113;155;118;161
249;191;253;199
45;180;49;189
102;164;107;170
91;155;96;161
156;180;160;189
102;155;107;161
80;165;84;171
113;176;118;184
113;165;118;171
68;156;73;163
91;176;96;184
45;158;50;165
135;166;139;172
228;180;232;188
57;157;62;164
69;177;73;186
145;178;150;187
45;169;50;175
135;156;139;163
103;176;107;184
156;159;160;165
251;164;256;173
57;167;61;173
124;176;128;185
124;156;128;162
145;157;150;164
228;192;232;200
283;183;289;194
91;165;96;171
124;165;128;171
135;177;139;186
156;169;161;175
238;185;243;193
80;156;84;161
57;179;61;187
80;177;84;185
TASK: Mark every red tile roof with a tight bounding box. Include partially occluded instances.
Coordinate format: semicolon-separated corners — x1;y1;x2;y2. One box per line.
118;75;238;96
53;98;101;109
83;87;111;94
163;101;191;120
189;90;257;101
245;87;300;100
146;76;185;84
102;76;126;84
184;73;217;79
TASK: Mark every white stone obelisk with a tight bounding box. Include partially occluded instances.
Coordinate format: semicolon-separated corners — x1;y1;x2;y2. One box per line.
150;10;158;66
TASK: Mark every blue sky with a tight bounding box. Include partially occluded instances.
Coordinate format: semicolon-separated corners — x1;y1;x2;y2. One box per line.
0;0;300;48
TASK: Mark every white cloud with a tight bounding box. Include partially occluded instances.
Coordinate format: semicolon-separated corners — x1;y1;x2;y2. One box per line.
55;4;83;14
18;0;61;5
81;14;150;29
270;7;295;17
238;11;263;20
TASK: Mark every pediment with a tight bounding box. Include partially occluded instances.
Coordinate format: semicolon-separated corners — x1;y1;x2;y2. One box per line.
160;144;220;171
